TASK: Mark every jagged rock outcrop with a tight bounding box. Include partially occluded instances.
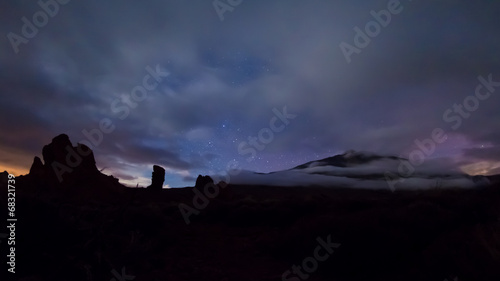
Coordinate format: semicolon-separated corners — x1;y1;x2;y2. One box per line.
42;134;98;178
29;134;100;186
9;134;124;197
29;156;44;178
147;165;165;189
42;134;73;167
0;171;8;186
195;175;214;189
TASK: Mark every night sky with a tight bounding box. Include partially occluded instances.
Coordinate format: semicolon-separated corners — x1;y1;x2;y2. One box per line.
1;0;499;187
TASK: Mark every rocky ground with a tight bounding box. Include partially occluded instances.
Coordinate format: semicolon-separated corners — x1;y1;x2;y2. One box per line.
1;178;500;281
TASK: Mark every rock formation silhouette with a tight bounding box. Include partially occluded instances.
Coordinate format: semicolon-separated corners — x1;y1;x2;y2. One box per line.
31;134;99;185
0;171;8;186
29;156;44;178
195;175;214;189
147;165;165;189
22;134;123;193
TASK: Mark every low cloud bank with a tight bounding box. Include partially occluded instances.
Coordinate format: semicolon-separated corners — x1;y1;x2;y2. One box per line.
224;156;490;190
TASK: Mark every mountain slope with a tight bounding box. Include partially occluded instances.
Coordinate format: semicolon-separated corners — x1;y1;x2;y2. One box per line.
229;151;492;190
292;150;404;169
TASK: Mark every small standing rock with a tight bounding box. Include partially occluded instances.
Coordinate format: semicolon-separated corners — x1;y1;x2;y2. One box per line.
148;165;165;189
195;175;214;190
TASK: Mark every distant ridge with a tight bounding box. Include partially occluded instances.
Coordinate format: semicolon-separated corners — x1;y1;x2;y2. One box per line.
229;150;494;189
292;150;404;170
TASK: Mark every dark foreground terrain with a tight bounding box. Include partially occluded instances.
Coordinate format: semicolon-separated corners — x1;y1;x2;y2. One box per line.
2;176;500;281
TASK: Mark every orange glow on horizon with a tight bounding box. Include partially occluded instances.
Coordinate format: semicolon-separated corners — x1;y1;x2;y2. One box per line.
0;146;36;176
460;161;500;176
0;164;29;177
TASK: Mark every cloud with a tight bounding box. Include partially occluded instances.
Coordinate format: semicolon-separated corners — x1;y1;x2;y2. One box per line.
1;0;499;186
227;169;484;190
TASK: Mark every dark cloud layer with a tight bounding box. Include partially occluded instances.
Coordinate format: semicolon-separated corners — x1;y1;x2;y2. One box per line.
1;0;499;186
